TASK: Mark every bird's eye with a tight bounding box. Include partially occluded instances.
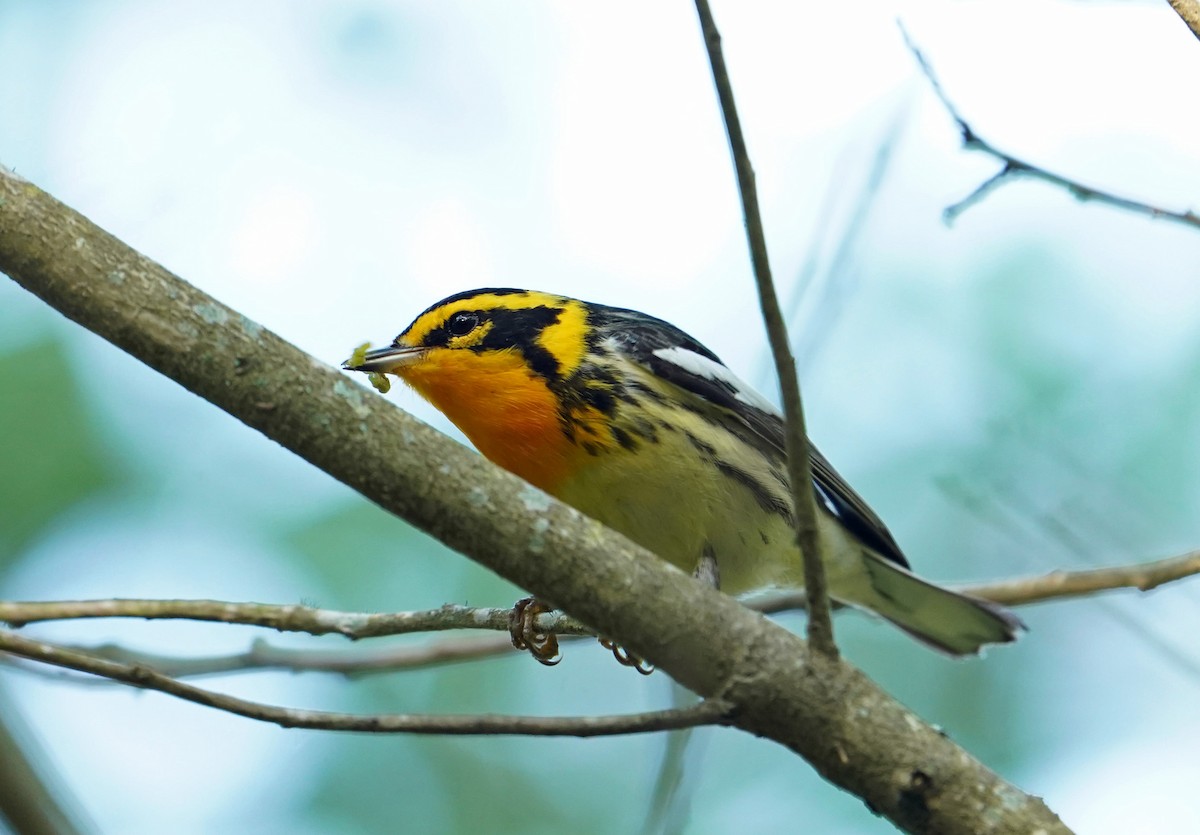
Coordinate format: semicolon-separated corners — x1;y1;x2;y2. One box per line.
447;312;479;337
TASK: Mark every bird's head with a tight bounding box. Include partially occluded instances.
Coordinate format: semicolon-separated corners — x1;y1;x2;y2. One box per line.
344;287;591;383
343;288;596;488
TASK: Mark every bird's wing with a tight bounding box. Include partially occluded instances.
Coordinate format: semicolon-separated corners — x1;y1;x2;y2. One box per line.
595;304;909;568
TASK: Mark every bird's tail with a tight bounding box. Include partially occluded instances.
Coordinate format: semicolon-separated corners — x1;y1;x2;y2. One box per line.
839;552;1025;656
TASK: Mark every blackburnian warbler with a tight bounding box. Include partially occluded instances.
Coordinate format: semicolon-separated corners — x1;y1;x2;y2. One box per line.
345;288;1022;656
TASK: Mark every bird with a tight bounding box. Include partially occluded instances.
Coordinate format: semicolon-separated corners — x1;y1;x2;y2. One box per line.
344;287;1023;657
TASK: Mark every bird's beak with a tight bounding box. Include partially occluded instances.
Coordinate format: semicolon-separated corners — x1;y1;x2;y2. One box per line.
342;344;426;374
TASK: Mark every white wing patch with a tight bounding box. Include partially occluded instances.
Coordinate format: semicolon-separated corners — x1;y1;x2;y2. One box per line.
813;481;841;517
651;346;781;416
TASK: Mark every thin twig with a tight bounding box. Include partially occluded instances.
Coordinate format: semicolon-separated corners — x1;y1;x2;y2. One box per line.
5;549;1193;681
0;691;93;835
692;0;836;657
4;544;1195;647
59;634;525;679
1168;0;1200;42
787;118;902;376
900;23;1200;231
937;474;1200;682
755;549;1200;613
962;551;1200;606
0;599;592;639
0;628;729;736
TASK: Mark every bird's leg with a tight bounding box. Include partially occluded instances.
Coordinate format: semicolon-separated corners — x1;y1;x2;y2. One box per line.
599;545;718;675
508;596;561;666
693;543;720;590
516;546;719;672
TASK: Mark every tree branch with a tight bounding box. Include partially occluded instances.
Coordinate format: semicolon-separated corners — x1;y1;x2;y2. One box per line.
0;168;1070;832
960;550;1200;607
0;598;592;639
3;549;1194;687
1168;0;1200;42
49;634;524;679
0;690;91;835
0;628;728;736
692;0;836;658
901;25;1200;232
4;546;1197;650
753;548;1200;617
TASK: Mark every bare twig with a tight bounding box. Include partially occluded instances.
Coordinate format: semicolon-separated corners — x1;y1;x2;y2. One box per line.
1168;0;1200;42
692;0;836;658
788;118;902;375
0;628;729;736
0;691;92;835
901;24;1200;231
963;551;1200;606
47;634;523;679
937;474;1200;682
755;549;1200;614
0;598;591;640
6;549;1195;681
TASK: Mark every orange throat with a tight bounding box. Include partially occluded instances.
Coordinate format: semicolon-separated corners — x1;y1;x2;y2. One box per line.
397;349;584;492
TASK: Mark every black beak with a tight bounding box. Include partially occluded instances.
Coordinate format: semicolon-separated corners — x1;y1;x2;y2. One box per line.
342;344;425;373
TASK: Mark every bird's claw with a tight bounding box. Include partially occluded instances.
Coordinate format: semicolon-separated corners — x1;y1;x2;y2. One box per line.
598;637;654;675
508;597;561;666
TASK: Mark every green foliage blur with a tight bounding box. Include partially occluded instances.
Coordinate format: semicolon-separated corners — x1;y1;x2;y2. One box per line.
2;3;1200;834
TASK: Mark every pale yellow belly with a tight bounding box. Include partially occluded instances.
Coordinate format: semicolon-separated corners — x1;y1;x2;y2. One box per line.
553;427;802;594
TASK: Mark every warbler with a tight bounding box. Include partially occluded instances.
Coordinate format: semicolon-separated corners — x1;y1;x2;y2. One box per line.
345;288;1022;656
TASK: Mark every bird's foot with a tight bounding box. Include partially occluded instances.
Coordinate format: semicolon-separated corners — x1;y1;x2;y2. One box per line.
598;637;654;675
508;597;561;666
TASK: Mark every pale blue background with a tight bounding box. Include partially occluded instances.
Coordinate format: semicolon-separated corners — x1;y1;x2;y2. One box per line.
2;2;1199;833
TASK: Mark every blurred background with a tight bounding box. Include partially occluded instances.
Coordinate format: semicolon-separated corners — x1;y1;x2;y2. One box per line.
2;1;1199;832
